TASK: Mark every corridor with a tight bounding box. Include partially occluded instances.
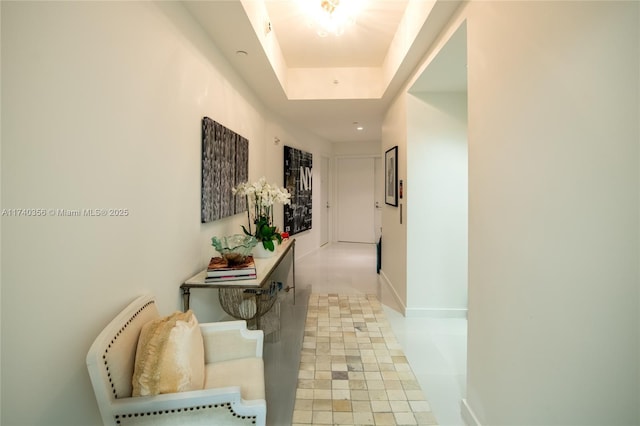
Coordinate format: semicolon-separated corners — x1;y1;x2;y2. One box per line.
264;242;467;425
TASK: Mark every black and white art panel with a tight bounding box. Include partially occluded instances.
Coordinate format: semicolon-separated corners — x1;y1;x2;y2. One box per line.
201;117;248;223
284;145;313;235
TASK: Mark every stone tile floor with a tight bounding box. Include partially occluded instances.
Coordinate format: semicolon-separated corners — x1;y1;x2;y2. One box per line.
292;293;438;425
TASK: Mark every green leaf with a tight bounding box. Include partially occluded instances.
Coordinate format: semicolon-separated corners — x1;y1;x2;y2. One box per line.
259;226;272;239
263;239;275;251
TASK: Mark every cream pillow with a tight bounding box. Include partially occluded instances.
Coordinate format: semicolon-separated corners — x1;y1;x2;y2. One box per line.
132;310;205;396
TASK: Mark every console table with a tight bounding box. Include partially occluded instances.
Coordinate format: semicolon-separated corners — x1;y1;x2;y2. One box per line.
181;238;296;328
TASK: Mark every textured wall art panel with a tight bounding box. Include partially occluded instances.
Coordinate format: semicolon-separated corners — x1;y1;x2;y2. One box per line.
284;145;313;235
201;117;248;223
234;136;248;214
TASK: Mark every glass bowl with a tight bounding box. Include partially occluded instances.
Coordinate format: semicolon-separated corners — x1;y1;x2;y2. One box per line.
211;234;258;265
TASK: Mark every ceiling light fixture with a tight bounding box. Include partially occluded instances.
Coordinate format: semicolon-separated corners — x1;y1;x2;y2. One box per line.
303;0;363;37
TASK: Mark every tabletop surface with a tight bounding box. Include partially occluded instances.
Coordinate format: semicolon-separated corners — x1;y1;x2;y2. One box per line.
182;238;295;289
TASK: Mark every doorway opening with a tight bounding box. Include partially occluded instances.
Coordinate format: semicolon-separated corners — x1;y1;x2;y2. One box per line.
404;20;468;425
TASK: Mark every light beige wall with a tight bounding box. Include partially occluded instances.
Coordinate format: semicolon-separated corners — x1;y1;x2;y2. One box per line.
461;1;637;424
383;0;639;424
0;3;3;420
380;97;408;307
381;2;469;314
333;140;381;157
0;2;330;425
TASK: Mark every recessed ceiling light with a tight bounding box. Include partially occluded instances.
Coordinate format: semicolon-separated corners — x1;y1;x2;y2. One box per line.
236;50;248;56
357;126;364;131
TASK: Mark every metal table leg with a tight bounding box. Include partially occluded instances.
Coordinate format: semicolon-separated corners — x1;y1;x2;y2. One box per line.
181;287;191;311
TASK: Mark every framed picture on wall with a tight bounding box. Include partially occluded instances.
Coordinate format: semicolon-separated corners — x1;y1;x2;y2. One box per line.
284;145;313;235
385;146;398;206
200;117;248;223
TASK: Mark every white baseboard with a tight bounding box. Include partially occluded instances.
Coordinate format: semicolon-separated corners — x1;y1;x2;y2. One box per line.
461;399;481;426
378;270;407;315
378;270;468;319
405;307;468;318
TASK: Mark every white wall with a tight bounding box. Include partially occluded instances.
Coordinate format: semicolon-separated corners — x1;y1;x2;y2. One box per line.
458;1;638;424
381;99;408;305
0;3;3;421
380;14;469;315
0;2;331;425
333;140;381;157
384;0;639;424
406;92;468;317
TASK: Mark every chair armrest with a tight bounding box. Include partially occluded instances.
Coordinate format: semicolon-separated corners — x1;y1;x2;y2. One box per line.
199;320;263;363
110;387;266;425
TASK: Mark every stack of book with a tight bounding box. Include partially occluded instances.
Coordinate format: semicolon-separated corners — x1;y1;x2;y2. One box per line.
205;255;257;283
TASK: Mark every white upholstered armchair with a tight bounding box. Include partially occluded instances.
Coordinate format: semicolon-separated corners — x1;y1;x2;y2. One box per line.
86;294;266;426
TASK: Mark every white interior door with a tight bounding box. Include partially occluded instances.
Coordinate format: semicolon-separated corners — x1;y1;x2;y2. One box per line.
320;156;329;246
337;157;375;243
